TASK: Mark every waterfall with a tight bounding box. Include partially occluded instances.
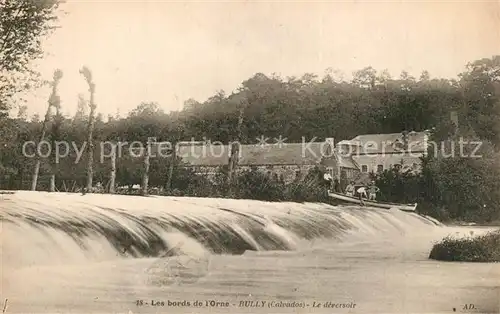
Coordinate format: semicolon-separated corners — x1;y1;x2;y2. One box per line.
1;191;440;270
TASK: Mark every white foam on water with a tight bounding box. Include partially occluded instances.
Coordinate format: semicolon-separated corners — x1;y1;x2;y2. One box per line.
2;191;498;314
1;192;443;267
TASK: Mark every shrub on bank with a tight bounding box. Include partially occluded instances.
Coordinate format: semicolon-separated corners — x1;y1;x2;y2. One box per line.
234;166;329;203
235;167;285;201
428;231;500;262
159;165;330;203
373;153;500;224
284;167;330;203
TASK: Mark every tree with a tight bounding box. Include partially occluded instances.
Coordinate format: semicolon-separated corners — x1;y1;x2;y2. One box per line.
352;66;377;89
419;70;431;82
108;142;116;193
16;105;28;120
0;0;61;115
165;119;184;190
460;56;500;147
31;69;63;191
400;70;415;82
141;137;152;196
323;68;345;83
80;66;97;191
378;69;392;84
74;93;88;122
183;98;201;111
49;96;63;192
0;118;22;186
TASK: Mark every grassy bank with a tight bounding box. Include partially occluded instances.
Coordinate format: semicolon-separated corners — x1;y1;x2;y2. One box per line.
429;230;500;262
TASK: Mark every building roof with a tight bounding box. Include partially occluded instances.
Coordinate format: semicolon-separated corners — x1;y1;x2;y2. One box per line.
145;140;359;169
176;142;327;166
337;154;359;169
239;143;325;166
348;131;427;154
145;141;357;168
178;144;229;166
337;140;362;146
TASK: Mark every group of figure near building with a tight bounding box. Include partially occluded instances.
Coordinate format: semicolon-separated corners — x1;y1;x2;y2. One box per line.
323;173;380;201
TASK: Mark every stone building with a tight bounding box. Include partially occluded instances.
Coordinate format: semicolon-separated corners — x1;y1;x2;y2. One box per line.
336;130;429;175
146;130;428;188
175;138;359;184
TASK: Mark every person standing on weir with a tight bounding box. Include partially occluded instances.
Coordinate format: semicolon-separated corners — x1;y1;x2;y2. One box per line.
323;172;333;192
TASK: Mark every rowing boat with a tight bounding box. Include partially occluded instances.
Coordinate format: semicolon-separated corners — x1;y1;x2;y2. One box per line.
328;191;417;212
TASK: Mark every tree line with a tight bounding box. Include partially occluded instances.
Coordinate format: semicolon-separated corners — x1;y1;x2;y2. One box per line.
0;56;498;223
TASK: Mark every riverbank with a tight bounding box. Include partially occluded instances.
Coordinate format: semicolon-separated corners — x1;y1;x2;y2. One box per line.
429;230;500;262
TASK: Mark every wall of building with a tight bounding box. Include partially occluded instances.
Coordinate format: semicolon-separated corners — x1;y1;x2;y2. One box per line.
342;168;359;180
239;164;318;183
352;153;424;174
184;164;320;184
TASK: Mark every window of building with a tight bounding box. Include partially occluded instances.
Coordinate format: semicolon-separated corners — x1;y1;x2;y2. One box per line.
361;165;368;173
295;170;301;179
394;164;402;170
273;173;278;180
376;164;384;173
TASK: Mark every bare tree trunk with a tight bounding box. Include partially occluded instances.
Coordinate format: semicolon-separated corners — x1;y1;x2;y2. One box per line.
31;70;63;191
141;141;151;196
49;106;62;193
86;101;96;191
141;154;150;196
227;106;244;195
166;141;177;190
80;67;96;192
109;143;116;194
49;175;55;192
31;106;50;191
227;142;240;191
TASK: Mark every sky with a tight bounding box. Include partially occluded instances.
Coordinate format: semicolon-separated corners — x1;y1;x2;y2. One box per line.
20;0;500;118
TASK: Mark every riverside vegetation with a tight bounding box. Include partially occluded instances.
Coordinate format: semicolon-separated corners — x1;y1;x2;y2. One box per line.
429;231;500;262
2;56;500;226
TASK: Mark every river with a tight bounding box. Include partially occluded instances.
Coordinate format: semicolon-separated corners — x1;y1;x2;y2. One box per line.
1;191;499;313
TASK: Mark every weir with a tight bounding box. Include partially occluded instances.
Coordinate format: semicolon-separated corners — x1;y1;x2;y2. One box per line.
4;192;500;314
1;191;440;269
